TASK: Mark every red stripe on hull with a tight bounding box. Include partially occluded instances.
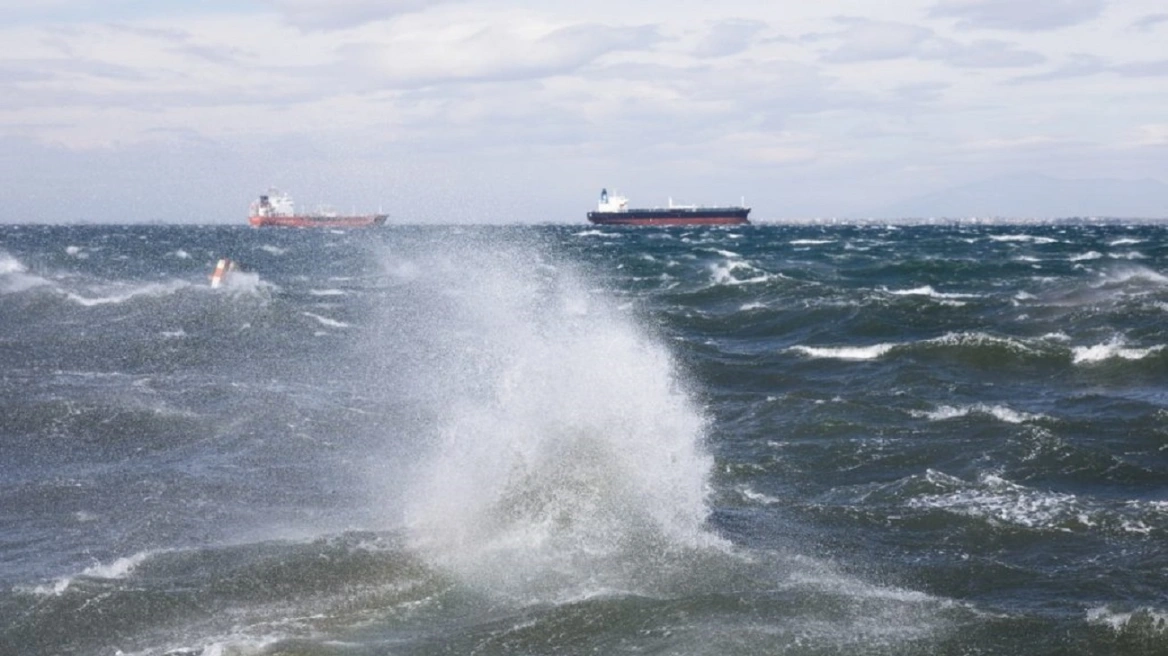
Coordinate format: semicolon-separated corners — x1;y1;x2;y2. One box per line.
249;215;387;228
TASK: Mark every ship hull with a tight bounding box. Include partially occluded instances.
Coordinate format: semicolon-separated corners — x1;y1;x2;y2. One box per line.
587;208;750;226
248;214;388;228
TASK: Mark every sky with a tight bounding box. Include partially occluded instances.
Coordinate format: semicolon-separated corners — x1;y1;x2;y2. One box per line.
1;0;1166;223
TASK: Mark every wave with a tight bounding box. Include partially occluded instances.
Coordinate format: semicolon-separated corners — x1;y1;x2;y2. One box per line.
302;311;350;328
1072;338;1164;364
925;331;1039;355
789;333;1040;363
1087;606;1168;633
24;550;161;596
902;470;1168;537
63;280;190;307
0;251;53;293
790;343;898;361
907;471;1085;530
910;404;1043;424
989;234;1058;244
883;285;980;300
0;251;26;275
1093;265;1168;287
709;259;775;286
210;270;272;295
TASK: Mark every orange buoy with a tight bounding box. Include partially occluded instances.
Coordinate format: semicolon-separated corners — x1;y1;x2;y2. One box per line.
210;258;235;288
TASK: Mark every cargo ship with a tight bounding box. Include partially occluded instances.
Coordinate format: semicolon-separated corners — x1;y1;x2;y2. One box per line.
248;189;387;228
586;188;750;226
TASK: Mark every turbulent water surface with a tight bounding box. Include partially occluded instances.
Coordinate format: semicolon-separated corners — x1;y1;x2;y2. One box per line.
1;222;1167;655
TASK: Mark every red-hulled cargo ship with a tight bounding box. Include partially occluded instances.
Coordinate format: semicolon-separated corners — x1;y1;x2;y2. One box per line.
248;190;387;228
586;189;750;226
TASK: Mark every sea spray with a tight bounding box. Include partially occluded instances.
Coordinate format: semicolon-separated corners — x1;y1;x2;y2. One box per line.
372;237;722;599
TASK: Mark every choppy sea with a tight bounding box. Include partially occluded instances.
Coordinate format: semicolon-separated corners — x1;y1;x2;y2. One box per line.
1;222;1167;655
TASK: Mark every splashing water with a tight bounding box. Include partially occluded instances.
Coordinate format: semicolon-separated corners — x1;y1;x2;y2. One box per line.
377;238;721;600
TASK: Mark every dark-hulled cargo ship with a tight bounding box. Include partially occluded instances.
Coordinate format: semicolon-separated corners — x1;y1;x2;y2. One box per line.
586;189;750;226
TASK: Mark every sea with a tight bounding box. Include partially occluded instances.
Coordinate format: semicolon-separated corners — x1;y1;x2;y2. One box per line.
1;221;1166;656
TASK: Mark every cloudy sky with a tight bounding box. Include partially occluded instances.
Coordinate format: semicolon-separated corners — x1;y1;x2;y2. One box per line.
1;0;1166;223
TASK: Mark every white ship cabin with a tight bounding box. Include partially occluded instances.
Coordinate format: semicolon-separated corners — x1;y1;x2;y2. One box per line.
251;189;295;218
596;188;628;213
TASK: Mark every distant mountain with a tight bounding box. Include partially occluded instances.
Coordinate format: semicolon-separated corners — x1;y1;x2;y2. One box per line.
870;173;1168;219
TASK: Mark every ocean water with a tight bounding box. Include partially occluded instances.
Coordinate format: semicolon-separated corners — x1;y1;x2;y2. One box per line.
1;222;1166;655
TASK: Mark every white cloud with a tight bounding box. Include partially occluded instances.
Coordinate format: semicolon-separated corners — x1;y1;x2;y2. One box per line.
1130;124;1168;146
692;19;768;58
961;135;1068;151
351;20;661;87
261;0;446;30
815;18;1043;68
929;0;1107;31
818;18;937;62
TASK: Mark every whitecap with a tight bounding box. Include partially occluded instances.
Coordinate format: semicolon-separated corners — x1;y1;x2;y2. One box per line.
885;285;979;300
0;252;52;293
909;472;1082;530
1069;251;1102;262
1072;338;1164;364
927;332;1036;354
709;248;741;258
709;260;772;286
1087;606;1168;632
989;234;1058;244
790;343;897;360
303;311;350;328
65;281;188;306
25;550;159;596
741;487;782;505
0;252;24;275
1094;266;1168;286
910;404;1041;424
